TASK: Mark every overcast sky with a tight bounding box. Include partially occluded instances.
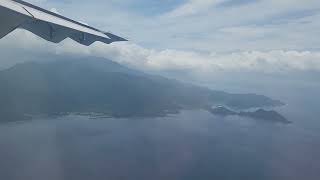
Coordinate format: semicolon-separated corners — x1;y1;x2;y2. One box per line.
1;0;320;76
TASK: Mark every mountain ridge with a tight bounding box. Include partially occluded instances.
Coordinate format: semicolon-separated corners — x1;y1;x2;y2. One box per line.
0;56;284;121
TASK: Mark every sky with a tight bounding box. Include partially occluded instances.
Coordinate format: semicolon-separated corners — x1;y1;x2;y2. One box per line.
0;0;320;89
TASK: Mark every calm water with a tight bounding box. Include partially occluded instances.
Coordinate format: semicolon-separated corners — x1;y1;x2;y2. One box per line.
0;86;319;180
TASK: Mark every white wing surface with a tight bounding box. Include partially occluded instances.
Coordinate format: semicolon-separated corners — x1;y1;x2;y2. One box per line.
0;0;127;46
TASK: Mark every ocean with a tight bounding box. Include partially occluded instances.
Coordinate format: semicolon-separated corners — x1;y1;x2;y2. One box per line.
0;83;319;180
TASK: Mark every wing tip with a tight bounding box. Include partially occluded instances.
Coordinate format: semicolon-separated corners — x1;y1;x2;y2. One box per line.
104;32;128;42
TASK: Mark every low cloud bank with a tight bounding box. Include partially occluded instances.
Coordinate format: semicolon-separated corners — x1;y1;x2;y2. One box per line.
1;30;320;74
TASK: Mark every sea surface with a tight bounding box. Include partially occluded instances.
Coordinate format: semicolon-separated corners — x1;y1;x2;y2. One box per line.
0;85;319;180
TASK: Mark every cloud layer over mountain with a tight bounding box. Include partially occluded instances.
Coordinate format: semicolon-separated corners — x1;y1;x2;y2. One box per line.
1;30;320;75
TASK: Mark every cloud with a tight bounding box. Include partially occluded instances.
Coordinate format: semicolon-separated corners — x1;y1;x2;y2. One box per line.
27;0;48;3
220;26;275;38
49;8;61;15
164;0;226;18
217;0;260;8
20;0;320;53
1;30;319;75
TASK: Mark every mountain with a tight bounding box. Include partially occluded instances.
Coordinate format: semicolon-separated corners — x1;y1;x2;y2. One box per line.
208;106;290;124
0;57;284;121
239;109;290;123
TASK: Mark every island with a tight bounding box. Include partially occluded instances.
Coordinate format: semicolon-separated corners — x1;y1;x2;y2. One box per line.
208;106;291;124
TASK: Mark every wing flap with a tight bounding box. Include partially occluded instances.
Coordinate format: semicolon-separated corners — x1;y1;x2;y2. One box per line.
21;20;70;43
0;5;28;38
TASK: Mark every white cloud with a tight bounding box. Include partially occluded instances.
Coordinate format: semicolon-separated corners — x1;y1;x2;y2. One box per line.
164;0;226;18
1;30;319;74
27;0;47;3
16;0;320;53
49;8;61;15
71;42;320;74
220;26;275;38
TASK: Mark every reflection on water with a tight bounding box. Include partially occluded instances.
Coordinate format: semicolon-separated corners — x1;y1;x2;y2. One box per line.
0;101;319;180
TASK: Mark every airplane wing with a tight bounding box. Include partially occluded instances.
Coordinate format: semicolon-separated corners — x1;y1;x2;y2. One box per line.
0;0;127;46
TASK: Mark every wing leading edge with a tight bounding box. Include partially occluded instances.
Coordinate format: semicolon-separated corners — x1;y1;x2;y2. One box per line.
0;0;127;46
